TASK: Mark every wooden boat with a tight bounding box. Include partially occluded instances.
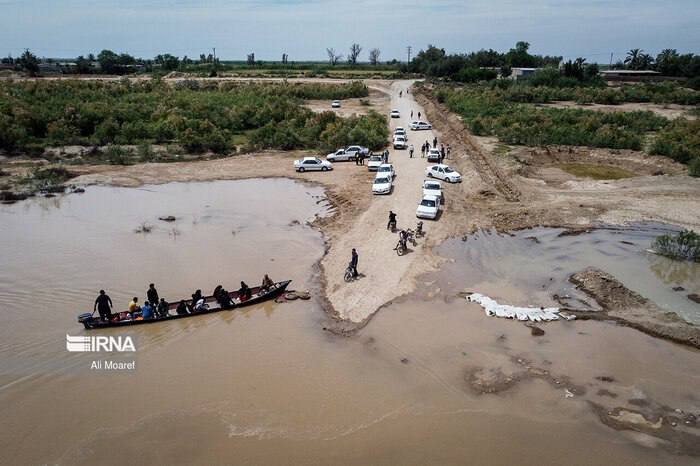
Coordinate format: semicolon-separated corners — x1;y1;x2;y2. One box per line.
77;280;291;329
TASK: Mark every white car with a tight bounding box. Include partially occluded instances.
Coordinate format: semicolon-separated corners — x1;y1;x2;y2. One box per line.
394;127;406;137
410;121;432;131
331;100;341;108
427;148;441;162
422;179;442;201
367;154;383;171
390;109;401;118
416;195;439;219
425;164;462;183
326;145;368;162
294;157;333;172
393;135;407;149
326;148;353;162
372;174;393;195
377;163;395;179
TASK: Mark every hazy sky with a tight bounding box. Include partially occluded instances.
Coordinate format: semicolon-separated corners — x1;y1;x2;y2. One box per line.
2;0;699;63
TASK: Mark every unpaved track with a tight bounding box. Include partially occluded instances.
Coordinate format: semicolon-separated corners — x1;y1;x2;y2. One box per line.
321;81;454;323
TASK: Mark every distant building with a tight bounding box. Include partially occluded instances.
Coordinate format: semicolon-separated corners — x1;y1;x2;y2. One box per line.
509;67;538;81
599;69;669;83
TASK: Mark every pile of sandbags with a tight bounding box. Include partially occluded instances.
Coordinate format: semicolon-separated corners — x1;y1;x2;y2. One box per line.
466;293;561;322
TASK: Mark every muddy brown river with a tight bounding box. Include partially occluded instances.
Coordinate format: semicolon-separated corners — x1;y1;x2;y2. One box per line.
0;179;698;465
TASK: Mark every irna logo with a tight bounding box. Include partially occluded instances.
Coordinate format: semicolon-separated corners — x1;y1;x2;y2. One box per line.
66;334;136;352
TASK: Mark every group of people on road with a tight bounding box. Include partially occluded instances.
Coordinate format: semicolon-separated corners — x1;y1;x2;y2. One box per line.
94;275;276;322
410;110;421;120
420;139;451;162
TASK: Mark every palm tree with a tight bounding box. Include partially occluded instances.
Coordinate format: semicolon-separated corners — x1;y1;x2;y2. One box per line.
624;49;641;69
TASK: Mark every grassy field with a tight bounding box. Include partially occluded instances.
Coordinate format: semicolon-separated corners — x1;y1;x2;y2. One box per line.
431;83;700;175
555;163;635;180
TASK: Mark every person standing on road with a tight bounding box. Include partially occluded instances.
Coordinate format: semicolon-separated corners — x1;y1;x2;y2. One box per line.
387;210;397;230
446;144;451;159
94;290;113;322
418;111;421;120
399;90;403;98
410;110;414;119
440;144;446;163
355;152;360;166
409;144;414;158
433;136;438;148
350;248;359;278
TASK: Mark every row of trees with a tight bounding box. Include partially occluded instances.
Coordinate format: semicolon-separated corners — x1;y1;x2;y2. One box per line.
402;42;563;82
1;49;223;75
325;44;382;66
614;48;700;78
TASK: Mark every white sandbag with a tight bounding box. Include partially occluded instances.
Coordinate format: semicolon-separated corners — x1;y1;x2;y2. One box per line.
466;293;560;323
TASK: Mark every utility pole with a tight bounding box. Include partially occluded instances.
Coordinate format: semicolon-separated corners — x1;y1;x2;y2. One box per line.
609;52;613;68
213;47;216;61
407;46;412;64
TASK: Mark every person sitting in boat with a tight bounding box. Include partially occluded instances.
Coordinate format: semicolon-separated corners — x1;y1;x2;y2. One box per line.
142;301;154;320
213;285;223;300
176;300;190;315
157;298;169;318
128;297;141;318
194;298;209;312
238;281;252;301
217;287;233;309
261;274;274;291
191;289;203;306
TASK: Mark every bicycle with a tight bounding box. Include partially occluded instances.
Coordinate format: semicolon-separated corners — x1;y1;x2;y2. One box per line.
344;262;357;282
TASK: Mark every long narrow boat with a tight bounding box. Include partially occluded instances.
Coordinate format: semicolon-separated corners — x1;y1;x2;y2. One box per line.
77;280;291;329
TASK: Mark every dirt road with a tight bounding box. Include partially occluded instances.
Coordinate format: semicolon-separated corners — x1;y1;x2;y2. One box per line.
320;81;455;323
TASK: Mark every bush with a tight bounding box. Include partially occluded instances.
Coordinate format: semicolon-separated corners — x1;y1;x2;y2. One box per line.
652;230;700;261
688;157;700;177
0;80;371;155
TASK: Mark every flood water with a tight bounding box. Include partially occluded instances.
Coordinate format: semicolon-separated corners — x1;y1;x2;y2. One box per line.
0;181;698;465
437;225;700;324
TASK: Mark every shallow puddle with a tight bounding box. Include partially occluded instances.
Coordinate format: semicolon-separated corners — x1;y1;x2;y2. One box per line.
0;183;697;465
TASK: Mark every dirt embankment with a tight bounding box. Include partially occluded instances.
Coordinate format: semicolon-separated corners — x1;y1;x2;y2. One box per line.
415;87;700;233
566;268;700;349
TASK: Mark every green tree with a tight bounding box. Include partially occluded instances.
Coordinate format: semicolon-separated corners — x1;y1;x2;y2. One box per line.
18;49;39;76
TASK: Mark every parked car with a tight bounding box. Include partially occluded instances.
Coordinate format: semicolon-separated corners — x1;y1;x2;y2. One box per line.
416;195;439;219
372;174;393;195
427;148;441;162
326;149;353;162
331;100;341;108
422;179;442;201
346;145;370;157
393;135;407;149
394;127;406;137
425;164;462;183
367;154;383;171
410;121;432;131
326;145;369;162
294;157;333;172
390;109;401;118
377;163;395;179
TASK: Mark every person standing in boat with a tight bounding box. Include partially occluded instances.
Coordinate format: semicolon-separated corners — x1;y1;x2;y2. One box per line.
147;283;159;306
94;290;113;322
